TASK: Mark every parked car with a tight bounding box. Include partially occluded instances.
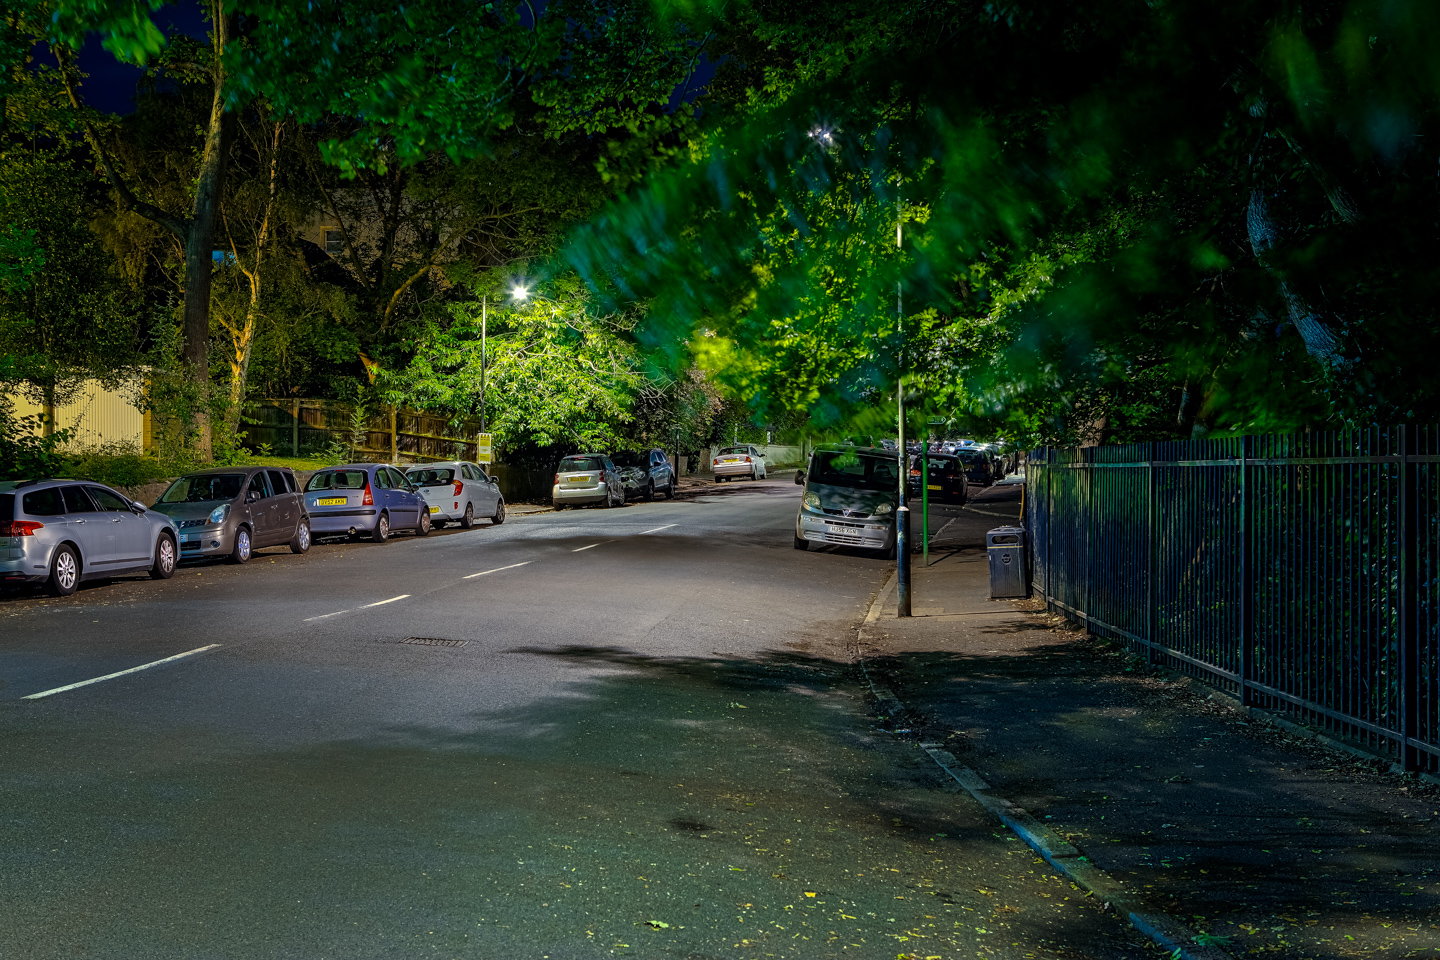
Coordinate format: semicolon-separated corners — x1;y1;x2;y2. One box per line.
303;464;430;542
907;453;969;505
610;449;677;501
712;444;767;481
152;466;311;565
552;454;625;509
793;446;900;558
955;447;994;486
1;479;179;596
404;461;505;528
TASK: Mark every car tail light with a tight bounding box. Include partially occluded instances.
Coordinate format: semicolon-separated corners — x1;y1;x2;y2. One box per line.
742;456;751;463
0;520;42;537
361;483;374;506
553;473;560;485
453;479;463;496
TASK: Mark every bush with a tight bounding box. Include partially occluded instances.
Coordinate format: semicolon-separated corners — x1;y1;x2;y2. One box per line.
0;410;71;481
62;441;171;488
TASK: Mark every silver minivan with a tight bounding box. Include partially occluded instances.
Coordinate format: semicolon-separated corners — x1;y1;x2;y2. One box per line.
793;447;900;558
1;479;179;595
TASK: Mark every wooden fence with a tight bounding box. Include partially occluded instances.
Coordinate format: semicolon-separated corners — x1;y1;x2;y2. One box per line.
243;400;482;464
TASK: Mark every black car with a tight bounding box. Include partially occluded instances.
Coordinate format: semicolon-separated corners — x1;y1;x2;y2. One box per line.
955;448;995;486
907;454;970;504
610;448;678;501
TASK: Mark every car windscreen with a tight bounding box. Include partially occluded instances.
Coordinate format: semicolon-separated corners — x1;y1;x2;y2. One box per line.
717;447;748;456
957;450;985;464
160;474;245;504
558;457;603;473
407;468;455;486
609;452;646;468
0;492;12;524
809;452;900;491
306;470;369;492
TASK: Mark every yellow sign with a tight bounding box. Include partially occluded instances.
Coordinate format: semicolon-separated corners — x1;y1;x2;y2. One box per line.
476;432;493;464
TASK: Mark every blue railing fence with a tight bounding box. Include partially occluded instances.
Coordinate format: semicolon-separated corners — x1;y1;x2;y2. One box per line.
1026;426;1439;773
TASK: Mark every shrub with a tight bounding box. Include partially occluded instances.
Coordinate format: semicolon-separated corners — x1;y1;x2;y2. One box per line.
62;441;171;488
0;410;71;481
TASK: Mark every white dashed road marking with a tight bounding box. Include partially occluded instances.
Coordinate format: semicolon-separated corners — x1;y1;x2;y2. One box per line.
23;644;222;700
640;524;676;534
463;561;532;579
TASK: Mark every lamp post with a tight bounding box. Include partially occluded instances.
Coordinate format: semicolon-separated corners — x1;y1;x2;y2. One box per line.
895;203;911;617
479;294;488;434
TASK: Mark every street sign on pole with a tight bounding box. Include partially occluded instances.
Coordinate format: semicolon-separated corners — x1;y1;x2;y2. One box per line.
476;433;494;465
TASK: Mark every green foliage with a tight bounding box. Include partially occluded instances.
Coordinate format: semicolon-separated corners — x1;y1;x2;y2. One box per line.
0;408;72;481
61;441;170;488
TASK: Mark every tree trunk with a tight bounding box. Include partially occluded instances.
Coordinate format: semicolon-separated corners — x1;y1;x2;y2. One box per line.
1246;187;1346;370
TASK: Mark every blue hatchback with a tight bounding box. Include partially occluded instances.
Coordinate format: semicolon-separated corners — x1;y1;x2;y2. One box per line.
302;464;430;542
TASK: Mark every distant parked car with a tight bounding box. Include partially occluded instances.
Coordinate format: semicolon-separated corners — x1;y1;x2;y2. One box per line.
610;449;677;501
552;454;624;509
152;466;310;565
907;453;969;505
712;445;767;481
1;478;179;595
955;447;994;487
405;461;505;528
304;464;430;542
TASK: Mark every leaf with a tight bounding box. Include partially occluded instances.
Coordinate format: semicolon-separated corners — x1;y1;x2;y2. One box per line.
645;920;670;929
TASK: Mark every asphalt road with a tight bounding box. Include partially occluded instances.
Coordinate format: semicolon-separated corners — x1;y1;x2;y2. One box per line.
0;480;1150;960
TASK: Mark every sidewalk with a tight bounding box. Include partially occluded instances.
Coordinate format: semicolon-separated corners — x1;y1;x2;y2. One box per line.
860;488;1440;959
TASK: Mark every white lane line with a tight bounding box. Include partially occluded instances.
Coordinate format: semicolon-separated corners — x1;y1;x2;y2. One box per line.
639;524;676;534
572;540;615;552
463;561;532;579
23;644;222;701
359;594;410;609
304;609;351;622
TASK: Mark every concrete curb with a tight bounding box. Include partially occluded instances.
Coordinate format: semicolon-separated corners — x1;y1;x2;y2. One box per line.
856;593;1234;960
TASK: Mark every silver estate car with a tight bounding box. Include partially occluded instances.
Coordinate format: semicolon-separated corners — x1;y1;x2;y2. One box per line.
552;454;624;509
404;461;505;528
152;466;311;564
1;479;179;596
712;444;767;481
793;446;900;558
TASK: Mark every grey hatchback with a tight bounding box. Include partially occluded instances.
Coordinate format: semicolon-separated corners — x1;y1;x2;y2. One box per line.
1;479;179;596
151;466;311;564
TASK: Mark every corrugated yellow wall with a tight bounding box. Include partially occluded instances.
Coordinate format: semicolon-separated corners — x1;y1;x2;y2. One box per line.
6;380;144;450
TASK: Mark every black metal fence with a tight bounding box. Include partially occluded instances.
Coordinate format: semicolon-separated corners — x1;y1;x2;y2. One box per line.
1026;426;1439;774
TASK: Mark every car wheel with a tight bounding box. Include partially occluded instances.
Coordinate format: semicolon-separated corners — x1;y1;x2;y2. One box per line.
665;477;676;499
150;533;177;579
714;476;723;484
793;535;808;551
290;521;311;555
372;513;390;543
48;544;80;596
492;499;506;525
460;503;475;529
750;470;758;481
415;510;431;537
643;481;654;502
229;526;252;564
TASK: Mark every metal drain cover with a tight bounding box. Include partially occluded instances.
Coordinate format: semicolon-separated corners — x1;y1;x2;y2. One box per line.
399;637;466;647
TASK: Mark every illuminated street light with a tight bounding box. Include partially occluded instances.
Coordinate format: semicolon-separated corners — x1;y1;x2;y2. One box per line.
511;285;529;301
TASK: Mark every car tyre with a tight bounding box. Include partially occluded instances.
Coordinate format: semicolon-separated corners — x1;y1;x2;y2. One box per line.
492;499;506;525
48;544;80;596
290;521;311;555
793;535;808;551
150;533;177;579
372;513;390;543
643;481;654;502
229;526;252;564
415;510;431;537
460;503;475;529
665;477;676;499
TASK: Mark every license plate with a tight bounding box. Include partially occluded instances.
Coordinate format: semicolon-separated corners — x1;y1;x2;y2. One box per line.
566;476;589;484
927;484;942;490
428;505;439;513
178;533;189;543
316;497;347;505
721;457;739;463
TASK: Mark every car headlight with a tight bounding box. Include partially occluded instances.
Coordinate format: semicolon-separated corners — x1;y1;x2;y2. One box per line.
872;502;894;515
802;492;821;512
208;504;231;525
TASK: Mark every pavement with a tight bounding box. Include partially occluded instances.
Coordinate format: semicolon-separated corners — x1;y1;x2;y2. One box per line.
0;477;1158;960
861;479;1440;959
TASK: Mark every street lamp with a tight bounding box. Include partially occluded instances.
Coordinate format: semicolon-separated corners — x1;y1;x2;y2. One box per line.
479;284;530;435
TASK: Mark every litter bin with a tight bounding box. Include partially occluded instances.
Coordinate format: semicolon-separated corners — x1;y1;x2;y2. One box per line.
987;526;1029;599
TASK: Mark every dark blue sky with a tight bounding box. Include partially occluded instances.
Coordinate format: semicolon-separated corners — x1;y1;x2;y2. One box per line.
46;1;208;115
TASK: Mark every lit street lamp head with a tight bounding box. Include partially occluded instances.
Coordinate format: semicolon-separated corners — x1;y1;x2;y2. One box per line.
510;285;529;301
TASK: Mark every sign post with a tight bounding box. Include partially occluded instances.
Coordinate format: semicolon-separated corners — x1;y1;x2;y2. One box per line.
476;433;494;466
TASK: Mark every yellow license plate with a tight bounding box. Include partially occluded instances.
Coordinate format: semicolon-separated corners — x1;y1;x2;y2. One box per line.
429;505;440;513
927;484;942;490
566;476;589;483
316;497;346;505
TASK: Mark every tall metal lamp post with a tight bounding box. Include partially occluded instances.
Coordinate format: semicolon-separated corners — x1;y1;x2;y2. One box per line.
895;205;911;617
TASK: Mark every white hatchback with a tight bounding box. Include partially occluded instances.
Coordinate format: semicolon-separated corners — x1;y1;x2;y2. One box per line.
405;461;506;528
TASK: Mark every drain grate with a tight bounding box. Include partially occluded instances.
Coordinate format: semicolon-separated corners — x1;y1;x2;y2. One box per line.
399;636;467;647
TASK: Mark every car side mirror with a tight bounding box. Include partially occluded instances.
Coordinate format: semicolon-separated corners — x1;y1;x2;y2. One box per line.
794;470;806;485
246;491;260;504
130;500;147;514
